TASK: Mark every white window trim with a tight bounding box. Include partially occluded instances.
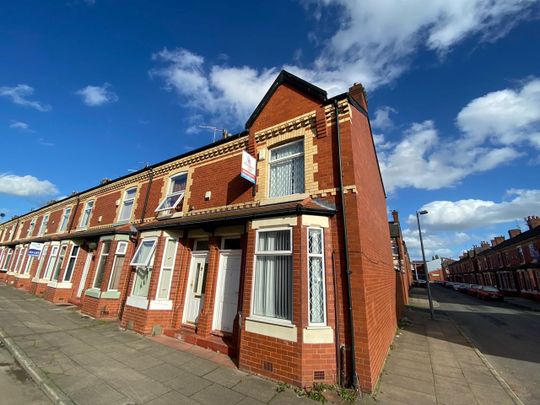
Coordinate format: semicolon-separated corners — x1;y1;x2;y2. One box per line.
27;219;36;238
155;173;187;213
63;244;80;282
58;207;72;233
79;201;95;229
118;187;137;222
43;245;60;280
51;244;69;281
250;227;294;325
38;214;49;236
92;241;111;288
307;227;327;327
155;238;178;301
130;237;157;267
269;139;304;164
220;236;242;251
107;241;128;291
193;239;209;252
267;139;305;199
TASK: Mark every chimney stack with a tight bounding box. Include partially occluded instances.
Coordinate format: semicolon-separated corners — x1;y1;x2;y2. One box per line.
480;241;490;250
491;236;505;247
508;229;521;239
349;82;368;112
391;210;399;223
525;216;540;230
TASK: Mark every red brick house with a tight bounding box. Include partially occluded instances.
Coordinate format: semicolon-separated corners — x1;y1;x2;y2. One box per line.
0;71;399;392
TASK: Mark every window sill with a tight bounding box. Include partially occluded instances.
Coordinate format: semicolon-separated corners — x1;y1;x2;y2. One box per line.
245;317;297;342
303;326;334;344
259;193;309;206
15;274;31;279
84;288;101;298
47;281;73;289
148;300;173;310
126;295;149;310
101;290;121;299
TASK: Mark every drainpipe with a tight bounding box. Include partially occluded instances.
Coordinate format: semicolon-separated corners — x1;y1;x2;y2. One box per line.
334;99;358;389
140;167;154;225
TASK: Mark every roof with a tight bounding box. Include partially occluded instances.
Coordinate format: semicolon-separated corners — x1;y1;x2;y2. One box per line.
245;70;327;129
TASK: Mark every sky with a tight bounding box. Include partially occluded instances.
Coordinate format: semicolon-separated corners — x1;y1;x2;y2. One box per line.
1;0;539;259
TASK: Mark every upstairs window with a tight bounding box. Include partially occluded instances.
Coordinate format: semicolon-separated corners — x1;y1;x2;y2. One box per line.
27;219;36;238
269;140;304;198
58;208;72;233
156;173;187;212
79;201;94;229
38;214;49;236
118;187;137;222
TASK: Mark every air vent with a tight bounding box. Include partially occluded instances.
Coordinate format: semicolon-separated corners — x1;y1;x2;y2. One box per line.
262;361;273;372
314;371;325;380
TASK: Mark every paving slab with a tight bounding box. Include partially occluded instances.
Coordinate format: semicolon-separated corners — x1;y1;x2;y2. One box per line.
191;383;246;405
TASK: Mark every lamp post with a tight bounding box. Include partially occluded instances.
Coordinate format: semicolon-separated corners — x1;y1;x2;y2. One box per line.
416;210;435;320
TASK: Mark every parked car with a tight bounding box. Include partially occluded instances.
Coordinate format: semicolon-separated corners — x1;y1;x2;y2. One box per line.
413;279;428;288
455;283;470;292
467;284;483;296
477;286;504;301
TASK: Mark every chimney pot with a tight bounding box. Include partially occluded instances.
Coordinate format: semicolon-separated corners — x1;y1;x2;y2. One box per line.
391;210;399;223
508;229;521;239
525;216;540;230
348;83;368;111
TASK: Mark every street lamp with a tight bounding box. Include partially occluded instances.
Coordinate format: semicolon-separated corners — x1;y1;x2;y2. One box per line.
416;210;435;320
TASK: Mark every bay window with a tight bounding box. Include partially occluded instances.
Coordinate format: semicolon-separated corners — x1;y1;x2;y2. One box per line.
308;228;326;325
253;229;293;321
63;245;80;282
130;238;157;298
52;245;69;281
269;140;304;198
118;188;137;222
156;238;177;300
35;245;48;278
156;173;187;212
108;242;127;290
43;245;59;280
93;241;111;288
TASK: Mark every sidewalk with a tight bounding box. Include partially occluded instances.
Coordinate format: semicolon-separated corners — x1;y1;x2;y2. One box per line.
0;284;328;405
375;291;519;405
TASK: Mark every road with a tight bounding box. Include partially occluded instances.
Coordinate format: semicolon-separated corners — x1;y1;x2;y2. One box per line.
431;285;540;405
0;343;50;404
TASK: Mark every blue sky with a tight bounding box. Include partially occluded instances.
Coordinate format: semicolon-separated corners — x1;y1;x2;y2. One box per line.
1;0;539;259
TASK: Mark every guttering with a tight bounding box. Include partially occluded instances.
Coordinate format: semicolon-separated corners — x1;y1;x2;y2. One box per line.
334;99;358;389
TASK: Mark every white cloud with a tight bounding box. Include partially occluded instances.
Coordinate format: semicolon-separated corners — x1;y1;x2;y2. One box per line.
402;227;471;260
151;1;537;127
457;78;540;149
0;84;51;112
76;83;118;106
371;106;396;130
0;174;58;197
9;120;30;131
407;189;540;231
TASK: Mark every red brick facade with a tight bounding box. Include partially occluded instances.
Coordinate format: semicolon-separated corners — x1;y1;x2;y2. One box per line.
0;71;400;393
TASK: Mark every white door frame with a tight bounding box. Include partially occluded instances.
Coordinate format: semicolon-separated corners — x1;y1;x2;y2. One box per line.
182;252;208;324
212;250;242;332
76;251;93;298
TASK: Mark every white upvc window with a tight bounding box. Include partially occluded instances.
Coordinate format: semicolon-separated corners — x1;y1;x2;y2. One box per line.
307;228;326;326
156;173;187;212
156;238;178;300
23;253;34;275
58;207;72;233
43;245;59;280
79;201;94;229
252;228;293;322
52;244;69;281
35;245;48;278
130;238;157;267
93;241;111;289
268;140;305;198
118;187;137;222
63;245;80;282
15;247;28;273
27;219;36;238
131;238;157;298
108;242;127;291
2;249;14;270
38;214;49;236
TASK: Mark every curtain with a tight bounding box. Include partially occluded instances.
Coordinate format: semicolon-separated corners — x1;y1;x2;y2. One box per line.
269;142;305;198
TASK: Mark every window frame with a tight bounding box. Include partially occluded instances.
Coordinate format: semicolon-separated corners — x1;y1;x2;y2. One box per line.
63;244;80;282
268;139;305;198
155;172;187;212
107;241;128;291
251;227;294;325
38;214;49;236
155;238;178;300
51;244;69;281
130;237;158;267
27;218;36;238
307;227;327;326
79;200;95;229
43;245;60;280
92;241;111;289
58;207;72;233
118;187;137;222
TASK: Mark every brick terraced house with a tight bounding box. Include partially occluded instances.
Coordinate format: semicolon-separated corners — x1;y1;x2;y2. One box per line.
0;71;404;392
447;216;540;300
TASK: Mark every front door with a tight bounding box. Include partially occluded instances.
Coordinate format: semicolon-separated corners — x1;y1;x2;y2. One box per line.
76;252;93;298
212;252;242;333
183;253;208;324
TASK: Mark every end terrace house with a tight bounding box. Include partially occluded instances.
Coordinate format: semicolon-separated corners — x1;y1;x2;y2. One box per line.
0;71;400;392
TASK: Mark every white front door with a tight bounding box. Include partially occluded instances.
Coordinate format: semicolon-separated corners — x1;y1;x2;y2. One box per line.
183;253;208;324
212;252;242;333
77;252;93;298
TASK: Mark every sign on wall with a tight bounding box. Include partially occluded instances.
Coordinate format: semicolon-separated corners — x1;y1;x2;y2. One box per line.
240;150;257;184
28;242;44;257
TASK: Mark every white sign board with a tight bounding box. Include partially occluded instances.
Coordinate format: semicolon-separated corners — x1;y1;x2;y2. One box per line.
240;150;257;184
28;242;44;257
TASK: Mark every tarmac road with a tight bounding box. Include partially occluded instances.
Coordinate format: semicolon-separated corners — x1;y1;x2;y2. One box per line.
0;343;50;404
432;285;540;405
